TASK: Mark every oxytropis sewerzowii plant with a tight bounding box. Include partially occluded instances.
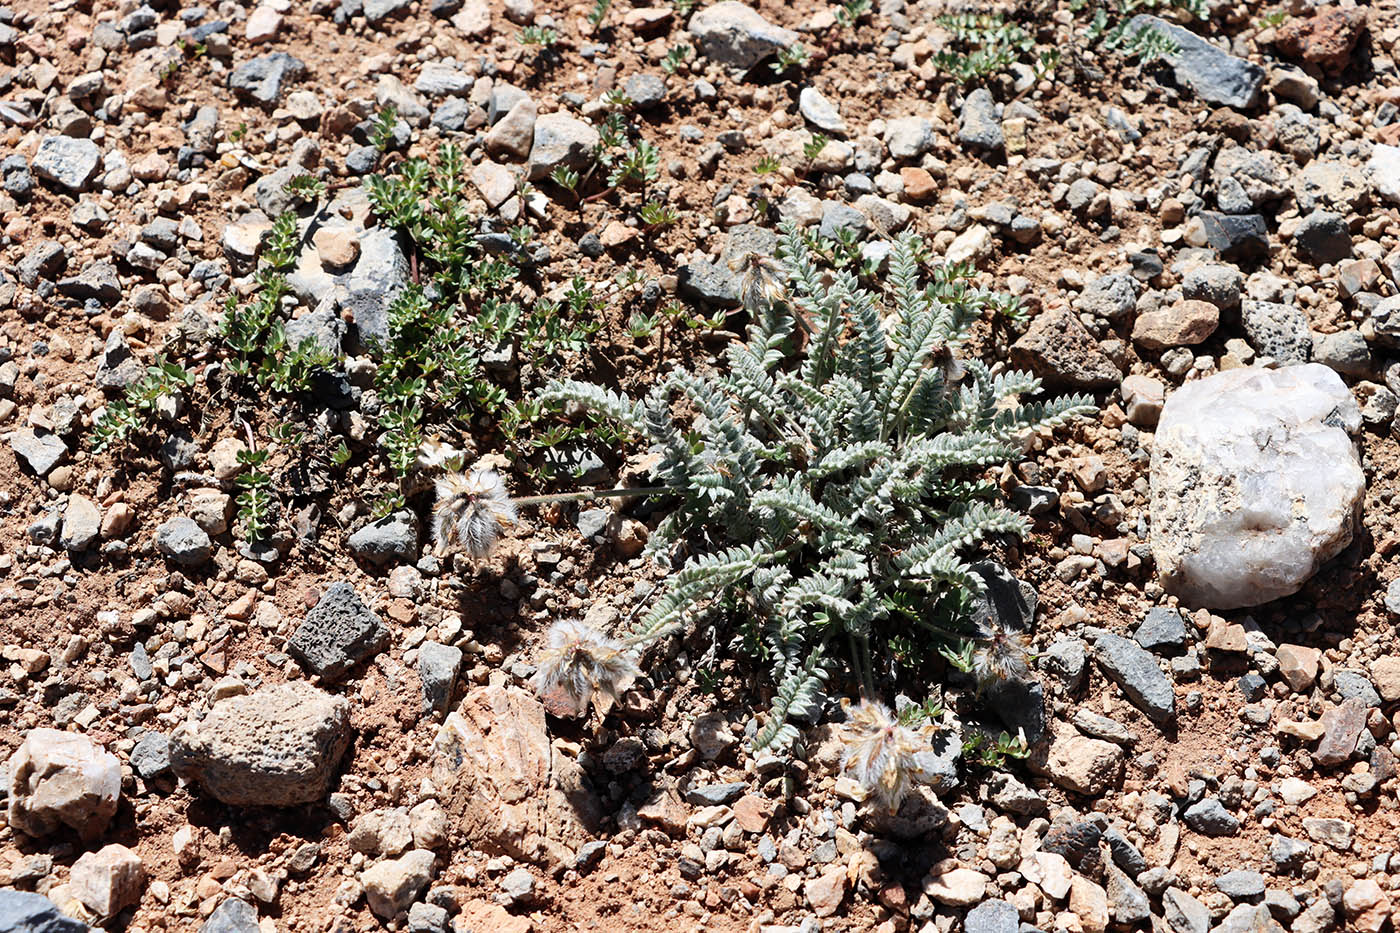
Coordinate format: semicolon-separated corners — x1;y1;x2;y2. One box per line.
429;222;1094;811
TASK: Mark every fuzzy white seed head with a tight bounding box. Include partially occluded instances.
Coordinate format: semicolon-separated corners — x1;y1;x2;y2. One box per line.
731;252;787;311
531;619;640;718
838;699;941;812
432;469;517;558
971;628;1032;690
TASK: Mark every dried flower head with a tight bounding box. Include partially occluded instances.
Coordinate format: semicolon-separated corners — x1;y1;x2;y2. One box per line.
838;699;941;812
531;619;640;718
432;469;517;558
971;628;1032;689
730;252;787;312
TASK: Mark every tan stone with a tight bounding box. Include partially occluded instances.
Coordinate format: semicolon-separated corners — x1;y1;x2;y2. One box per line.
70;844;145;917
1033;723;1124;796
1131;299;1219;349
1204;618;1248;653
922;862;987;907
805;865;847;917
900;167;935;202
1070;875;1109;933
1277;644;1320;692
1371;656;1400;702
312;226;360;269
7;729;121;840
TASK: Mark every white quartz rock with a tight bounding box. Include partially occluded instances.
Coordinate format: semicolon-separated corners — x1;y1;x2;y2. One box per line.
1149;364;1363;609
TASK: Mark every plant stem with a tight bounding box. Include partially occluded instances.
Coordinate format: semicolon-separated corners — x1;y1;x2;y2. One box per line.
512;485;678;507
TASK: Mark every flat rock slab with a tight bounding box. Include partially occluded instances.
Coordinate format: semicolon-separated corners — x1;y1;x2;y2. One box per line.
1090;631;1176;725
1150;364;1363;609
432;684;601;869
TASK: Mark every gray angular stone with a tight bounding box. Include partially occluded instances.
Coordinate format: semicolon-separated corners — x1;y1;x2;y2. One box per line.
1041;638;1087;689
1181;263;1243;309
1197;211;1269;261
624;74;667;109
170;681;352;807
885;116;936;160
677;259;740;307
1091;631;1175;723
1134;607;1189;654
818;200;868;240
201;897;258;933
130;732;170;779
1312;329;1370;376
1010;305;1121;389
365;0;413;23
1163;887;1211;933
1293;210;1351;265
963;898;1018;933
1128;15;1264;108
95;330;144;390
344;228;409;344
0;891;89;933
1150;365;1363;609
1215;869;1266;901
684;781;747;805
57;260;121;303
1269;834;1310;872
155;516;212;567
229;52;307;105
347;511;418;566
688;1;799;70
1334;669;1380;706
1076;273;1137;320
32;136;101;192
957;88;1003;151
419;642;463;716
1106;863;1150;924
527;111;599;181
289;582;389;681
284;305;347;358
1183;797;1239;836
10;429;66;476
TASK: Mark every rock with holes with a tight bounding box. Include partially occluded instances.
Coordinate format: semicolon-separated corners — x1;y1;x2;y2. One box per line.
169;681;352;806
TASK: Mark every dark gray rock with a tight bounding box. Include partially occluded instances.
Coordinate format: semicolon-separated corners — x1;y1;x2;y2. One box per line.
1134;607;1189;654
131;731;171;779
1183;797;1239;836
677;259;740;307
431;98;470;133
347;511;418;566
685;782;748;806
1293;210;1351;265
0;891;89;933
1181;263;1243;309
1269;834;1310;872
1241;300;1311;362
971;561;1036;634
963;898;1018;933
155;517;213;567
418;642;462;716
957;88;1003;151
1198;212;1268;262
1334;669;1380;707
1103;826;1148;876
1127;15;1264;109
18;240;66;286
1010;484;1058;514
95;330;144;389
57;260;121;302
1091;631;1176;724
284;305;347;358
290;582;389;681
201;898;259;933
229;52;307;105
1106;863;1151;924
818;200;869;240
346;146;379;175
986;676;1046;747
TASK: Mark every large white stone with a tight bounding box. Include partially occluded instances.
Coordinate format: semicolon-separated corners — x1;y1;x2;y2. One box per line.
1150;364;1363;609
1369;144;1400;205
